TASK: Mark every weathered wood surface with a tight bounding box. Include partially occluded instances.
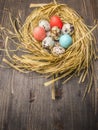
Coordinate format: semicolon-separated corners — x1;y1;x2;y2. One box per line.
0;0;98;130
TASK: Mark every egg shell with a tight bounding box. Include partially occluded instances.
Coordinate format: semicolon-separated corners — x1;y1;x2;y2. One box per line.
33;27;46;41
62;23;74;35
59;34;72;48
51;26;61;41
50;16;63;29
39;20;50;31
52;46;65;56
42;36;55;49
47;31;51;37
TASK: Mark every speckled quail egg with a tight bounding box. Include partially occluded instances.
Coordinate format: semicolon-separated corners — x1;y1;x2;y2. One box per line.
62;23;74;35
46;31;51;37
51;26;61;41
52;46;65;56
42;36;55;49
39;20;50;31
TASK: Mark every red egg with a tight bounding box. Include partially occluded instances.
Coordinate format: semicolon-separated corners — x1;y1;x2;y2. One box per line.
50;16;63;29
33;27;46;41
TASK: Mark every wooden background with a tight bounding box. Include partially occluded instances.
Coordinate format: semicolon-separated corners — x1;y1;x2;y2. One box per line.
0;0;98;130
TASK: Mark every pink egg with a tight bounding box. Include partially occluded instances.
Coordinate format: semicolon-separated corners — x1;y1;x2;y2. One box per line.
50;16;63;29
33;27;46;41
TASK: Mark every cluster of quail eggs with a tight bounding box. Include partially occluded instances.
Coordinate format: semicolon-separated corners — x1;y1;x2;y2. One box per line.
33;16;74;56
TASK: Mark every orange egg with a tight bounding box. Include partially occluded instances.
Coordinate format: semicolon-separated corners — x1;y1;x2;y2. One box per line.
33;27;46;41
50;16;63;29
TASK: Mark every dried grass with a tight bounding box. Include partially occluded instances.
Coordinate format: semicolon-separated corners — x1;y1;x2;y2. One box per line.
0;1;98;99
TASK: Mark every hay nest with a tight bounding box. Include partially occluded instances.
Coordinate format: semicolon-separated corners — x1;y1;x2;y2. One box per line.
0;1;98;98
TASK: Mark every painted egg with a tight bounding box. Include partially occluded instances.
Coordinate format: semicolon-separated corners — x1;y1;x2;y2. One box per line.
52;46;65;56
33;26;46;41
59;34;73;48
42;36;55;49
51;26;61;41
62;23;74;35
39;20;50;31
50;16;63;29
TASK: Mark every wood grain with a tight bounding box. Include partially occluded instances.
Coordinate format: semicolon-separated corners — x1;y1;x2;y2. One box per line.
0;0;98;130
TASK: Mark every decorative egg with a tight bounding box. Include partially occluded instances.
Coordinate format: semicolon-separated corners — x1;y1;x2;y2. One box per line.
39;19;50;31
62;23;74;35
59;34;73;48
33;27;46;41
50;16;63;29
51;26;61;41
42;36;55;49
52;46;65;56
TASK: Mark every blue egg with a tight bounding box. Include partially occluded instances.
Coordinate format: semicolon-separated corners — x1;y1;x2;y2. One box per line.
59;34;72;48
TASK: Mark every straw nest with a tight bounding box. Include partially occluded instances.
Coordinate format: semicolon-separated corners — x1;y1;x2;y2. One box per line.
0;1;97;98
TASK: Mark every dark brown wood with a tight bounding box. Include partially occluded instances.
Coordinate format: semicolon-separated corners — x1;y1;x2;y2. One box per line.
0;0;98;130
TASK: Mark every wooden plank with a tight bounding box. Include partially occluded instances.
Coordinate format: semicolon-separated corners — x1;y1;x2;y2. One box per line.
0;0;6;61
0;0;6;22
